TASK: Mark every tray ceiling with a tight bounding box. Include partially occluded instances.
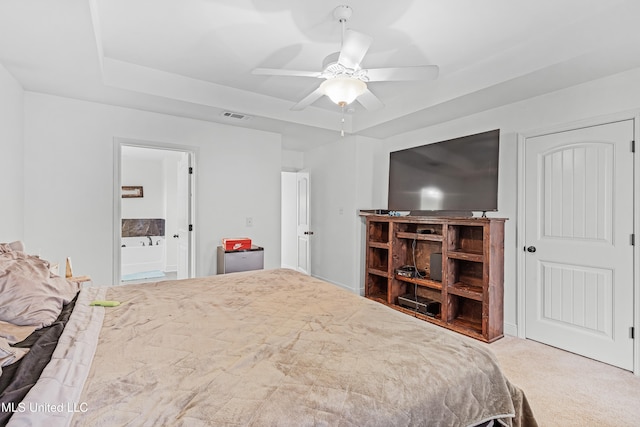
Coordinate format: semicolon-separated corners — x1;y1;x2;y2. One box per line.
1;0;639;150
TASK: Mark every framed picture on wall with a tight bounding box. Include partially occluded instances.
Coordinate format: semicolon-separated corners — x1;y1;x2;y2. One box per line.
122;186;143;198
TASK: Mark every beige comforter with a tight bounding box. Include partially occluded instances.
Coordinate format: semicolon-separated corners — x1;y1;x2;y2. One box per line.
67;269;535;426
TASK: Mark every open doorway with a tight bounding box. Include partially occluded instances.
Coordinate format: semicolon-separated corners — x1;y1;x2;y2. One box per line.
115;142;195;284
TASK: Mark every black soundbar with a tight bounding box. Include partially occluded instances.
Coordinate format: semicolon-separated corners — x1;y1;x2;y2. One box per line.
397;294;441;317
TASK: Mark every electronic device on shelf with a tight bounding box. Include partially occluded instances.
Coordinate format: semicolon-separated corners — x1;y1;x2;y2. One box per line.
398;294;441;317
396;265;425;278
429;253;443;282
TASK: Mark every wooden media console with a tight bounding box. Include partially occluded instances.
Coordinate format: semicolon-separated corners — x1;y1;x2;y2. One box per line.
364;215;506;342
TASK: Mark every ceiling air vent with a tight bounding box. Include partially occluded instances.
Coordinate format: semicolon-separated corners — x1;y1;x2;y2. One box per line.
221;111;251;120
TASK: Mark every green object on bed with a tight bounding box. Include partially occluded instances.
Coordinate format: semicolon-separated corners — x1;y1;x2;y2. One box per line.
89;300;121;307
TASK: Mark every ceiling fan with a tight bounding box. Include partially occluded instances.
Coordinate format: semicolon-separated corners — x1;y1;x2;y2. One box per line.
252;5;439;112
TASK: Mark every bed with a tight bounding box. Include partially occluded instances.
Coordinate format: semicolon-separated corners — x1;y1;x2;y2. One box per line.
1;244;537;427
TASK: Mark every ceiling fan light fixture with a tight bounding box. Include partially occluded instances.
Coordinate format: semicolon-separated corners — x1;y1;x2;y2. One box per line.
320;77;367;106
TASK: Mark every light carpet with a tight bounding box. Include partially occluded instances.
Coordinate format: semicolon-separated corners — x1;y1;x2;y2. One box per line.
484;335;640;426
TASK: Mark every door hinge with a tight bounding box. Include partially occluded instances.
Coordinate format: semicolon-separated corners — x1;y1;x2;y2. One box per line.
631;326;635;339
188;167;193;174
631;234;635;246
632;140;636;153
189;224;193;232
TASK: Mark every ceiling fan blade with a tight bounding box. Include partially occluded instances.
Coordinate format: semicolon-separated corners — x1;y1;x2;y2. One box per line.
338;29;373;70
291;86;325;111
252;68;322;78
365;65;439;82
357;88;384;111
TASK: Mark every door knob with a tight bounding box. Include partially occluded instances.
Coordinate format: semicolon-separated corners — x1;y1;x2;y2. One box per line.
526;246;536;253
173;234;179;238
304;231;314;235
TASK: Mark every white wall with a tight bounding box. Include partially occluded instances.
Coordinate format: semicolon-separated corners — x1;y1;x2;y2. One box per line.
354;135;382;294
282;149;304;171
23;92;282;285
121;155;165;219
0;63;24;243
304;135;380;293
307;66;640;333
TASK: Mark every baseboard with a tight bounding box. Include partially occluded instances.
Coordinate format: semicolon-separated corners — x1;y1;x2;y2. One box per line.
312;274;357;294
503;322;518;337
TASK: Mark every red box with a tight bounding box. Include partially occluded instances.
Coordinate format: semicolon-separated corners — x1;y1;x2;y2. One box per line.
222;238;252;251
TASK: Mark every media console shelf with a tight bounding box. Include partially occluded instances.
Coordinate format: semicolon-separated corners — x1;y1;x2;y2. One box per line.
364;215;506;342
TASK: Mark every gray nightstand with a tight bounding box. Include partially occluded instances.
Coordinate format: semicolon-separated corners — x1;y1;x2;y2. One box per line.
217;245;264;274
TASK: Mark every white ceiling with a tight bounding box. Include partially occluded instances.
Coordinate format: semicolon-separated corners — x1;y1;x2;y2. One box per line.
1;0;639;151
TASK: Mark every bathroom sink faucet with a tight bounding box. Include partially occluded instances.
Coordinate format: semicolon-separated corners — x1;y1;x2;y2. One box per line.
147;236;153;246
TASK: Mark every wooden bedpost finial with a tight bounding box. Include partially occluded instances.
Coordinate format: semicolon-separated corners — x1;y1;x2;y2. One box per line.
65;257;73;278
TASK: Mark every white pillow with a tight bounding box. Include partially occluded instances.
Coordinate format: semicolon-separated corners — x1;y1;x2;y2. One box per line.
0;250;80;328
8;241;25;252
0;240;25;252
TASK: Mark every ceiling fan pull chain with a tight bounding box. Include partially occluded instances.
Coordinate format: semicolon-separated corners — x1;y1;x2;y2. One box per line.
341;105;345;137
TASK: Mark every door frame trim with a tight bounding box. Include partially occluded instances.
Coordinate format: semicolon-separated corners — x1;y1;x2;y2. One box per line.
516;110;639;374
112;137;198;284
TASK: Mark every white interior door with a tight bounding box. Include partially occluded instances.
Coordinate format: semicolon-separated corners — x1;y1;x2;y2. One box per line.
176;153;192;279
524;120;634;370
296;172;311;275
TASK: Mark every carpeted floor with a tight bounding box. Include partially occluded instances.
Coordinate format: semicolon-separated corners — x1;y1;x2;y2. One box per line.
484;335;640;426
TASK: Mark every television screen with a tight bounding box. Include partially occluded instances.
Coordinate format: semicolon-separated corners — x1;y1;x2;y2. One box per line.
388;129;500;213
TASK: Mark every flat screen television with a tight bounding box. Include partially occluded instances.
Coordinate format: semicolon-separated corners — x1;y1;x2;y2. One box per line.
388;129;500;214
